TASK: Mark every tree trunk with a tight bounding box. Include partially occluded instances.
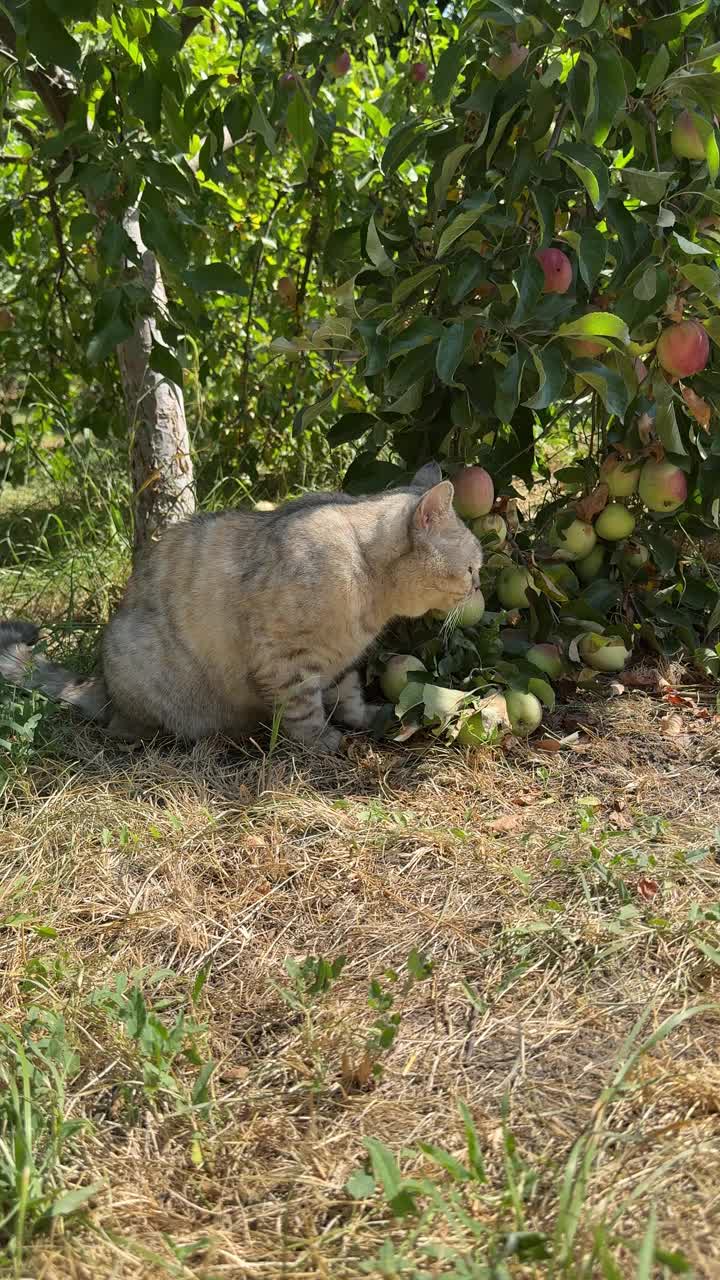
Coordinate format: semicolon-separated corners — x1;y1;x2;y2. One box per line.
117;206;195;554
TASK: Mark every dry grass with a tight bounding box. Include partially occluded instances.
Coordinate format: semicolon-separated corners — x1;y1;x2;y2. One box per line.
1;684;719;1278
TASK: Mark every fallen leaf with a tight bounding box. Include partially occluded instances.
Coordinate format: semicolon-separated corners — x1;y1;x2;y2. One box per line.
487;813;525;834
575;482;609;523
681;385;712;429
608;680;626;697
660;713;685;737
534;737;562;752
341;1050;376;1090
637;876;659;901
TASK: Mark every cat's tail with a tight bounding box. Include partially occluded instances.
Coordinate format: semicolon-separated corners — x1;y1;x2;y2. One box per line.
0;620;112;724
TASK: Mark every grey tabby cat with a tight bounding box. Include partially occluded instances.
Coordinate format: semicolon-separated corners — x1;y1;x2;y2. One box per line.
0;463;483;753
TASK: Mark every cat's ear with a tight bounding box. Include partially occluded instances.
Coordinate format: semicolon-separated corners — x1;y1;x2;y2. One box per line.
413;481;455;531
410;461;443;490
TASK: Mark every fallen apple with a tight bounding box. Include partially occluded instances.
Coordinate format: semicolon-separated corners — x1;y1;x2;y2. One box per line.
578;633;631;672
600;454;641;498
526;643;564;679
638;459;688;513
457;692;511;746
254;500;277;511
453;465;494;518
505;689;543;736
575;544;605;583
497;566;534;609
380;654;427;702
550;518;597;561
595;502;636;542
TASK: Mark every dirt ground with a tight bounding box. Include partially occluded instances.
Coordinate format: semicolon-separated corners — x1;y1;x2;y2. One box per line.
1;675;719;1278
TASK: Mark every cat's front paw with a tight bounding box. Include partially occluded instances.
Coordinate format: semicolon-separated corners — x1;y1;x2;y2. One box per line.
344;702;381;731
314;725;344;754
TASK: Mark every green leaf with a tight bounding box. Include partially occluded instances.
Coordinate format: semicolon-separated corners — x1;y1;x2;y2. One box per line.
680;264;720;303
674;233;711;256
557;142;609;210
644;45;670;94
434;143;473;206
529;677;555;711
382;120;430;175
87;300;134;364
619;167;673;205
418;1142;472;1182
27;0;81;70
634;1209;657;1280
389;318;441;359
652;373;687;455
495;351;525;422
346;1169;376;1199
437;209;483;258
593;43;627;145
49;1183;103;1218
633;266;657;300
149;342;183;386
364;1138;402;1199
525;346;566;411
147;14;182;58
578;227;607;290
578;0;600;26
648;0;708;42
98;219;136;268
184;263;248;295
556;313;628;343
433;42;467;103
511;256;544;326
366;216;395;275
327;413;377;447
458;1099;486;1182
392;265;441;306
128;70;162;134
572;360;630;418
249;98;277;155
532;187;556;248
436;322;467;385
286;90;316;173
294;381;341;433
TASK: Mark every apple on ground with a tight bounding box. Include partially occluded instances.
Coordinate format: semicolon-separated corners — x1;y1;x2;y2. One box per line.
457;692;511;746
600;454;641;498
535;248;573;295
453;592;486;628
550;518;597;561
497;566;534;609
576;544;605;583
526;643;564;679
380;654;426;702
254;500;277;511
656;320;710;377
638;459;688;513
505;689;543;736
595;503;636;542
578;633;631;672
472;514;507;546
453;465;494;518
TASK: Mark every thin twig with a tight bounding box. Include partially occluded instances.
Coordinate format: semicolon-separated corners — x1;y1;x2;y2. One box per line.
240;190;286;413
544;101;569;162
419;6;437;70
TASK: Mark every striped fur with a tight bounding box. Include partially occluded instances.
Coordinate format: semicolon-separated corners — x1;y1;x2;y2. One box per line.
0;465;483;752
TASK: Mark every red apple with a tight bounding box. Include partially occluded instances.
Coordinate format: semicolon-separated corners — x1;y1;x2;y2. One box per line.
565;337;606;358
328;49;351;77
535;248;573;295
277;275;297;308
488;42;528;80
671;110;711;161
452;465;494;518
410;61;428;84
638;459;688;513
656;320;709;377
279;71;299;91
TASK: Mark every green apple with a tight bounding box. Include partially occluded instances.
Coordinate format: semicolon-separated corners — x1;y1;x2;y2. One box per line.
578;633;631;672
456;591;485;627
497;566;533;609
576;545;605;583
526;643;563;679
457;692;510;746
541;562;579;596
471;514;507;547
638;460;688;513
380;655;426;702
622;541;650;571
550;519;597;562
505;689;543;736
486;551;514;571
600;454;641;498
595;503;636;542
